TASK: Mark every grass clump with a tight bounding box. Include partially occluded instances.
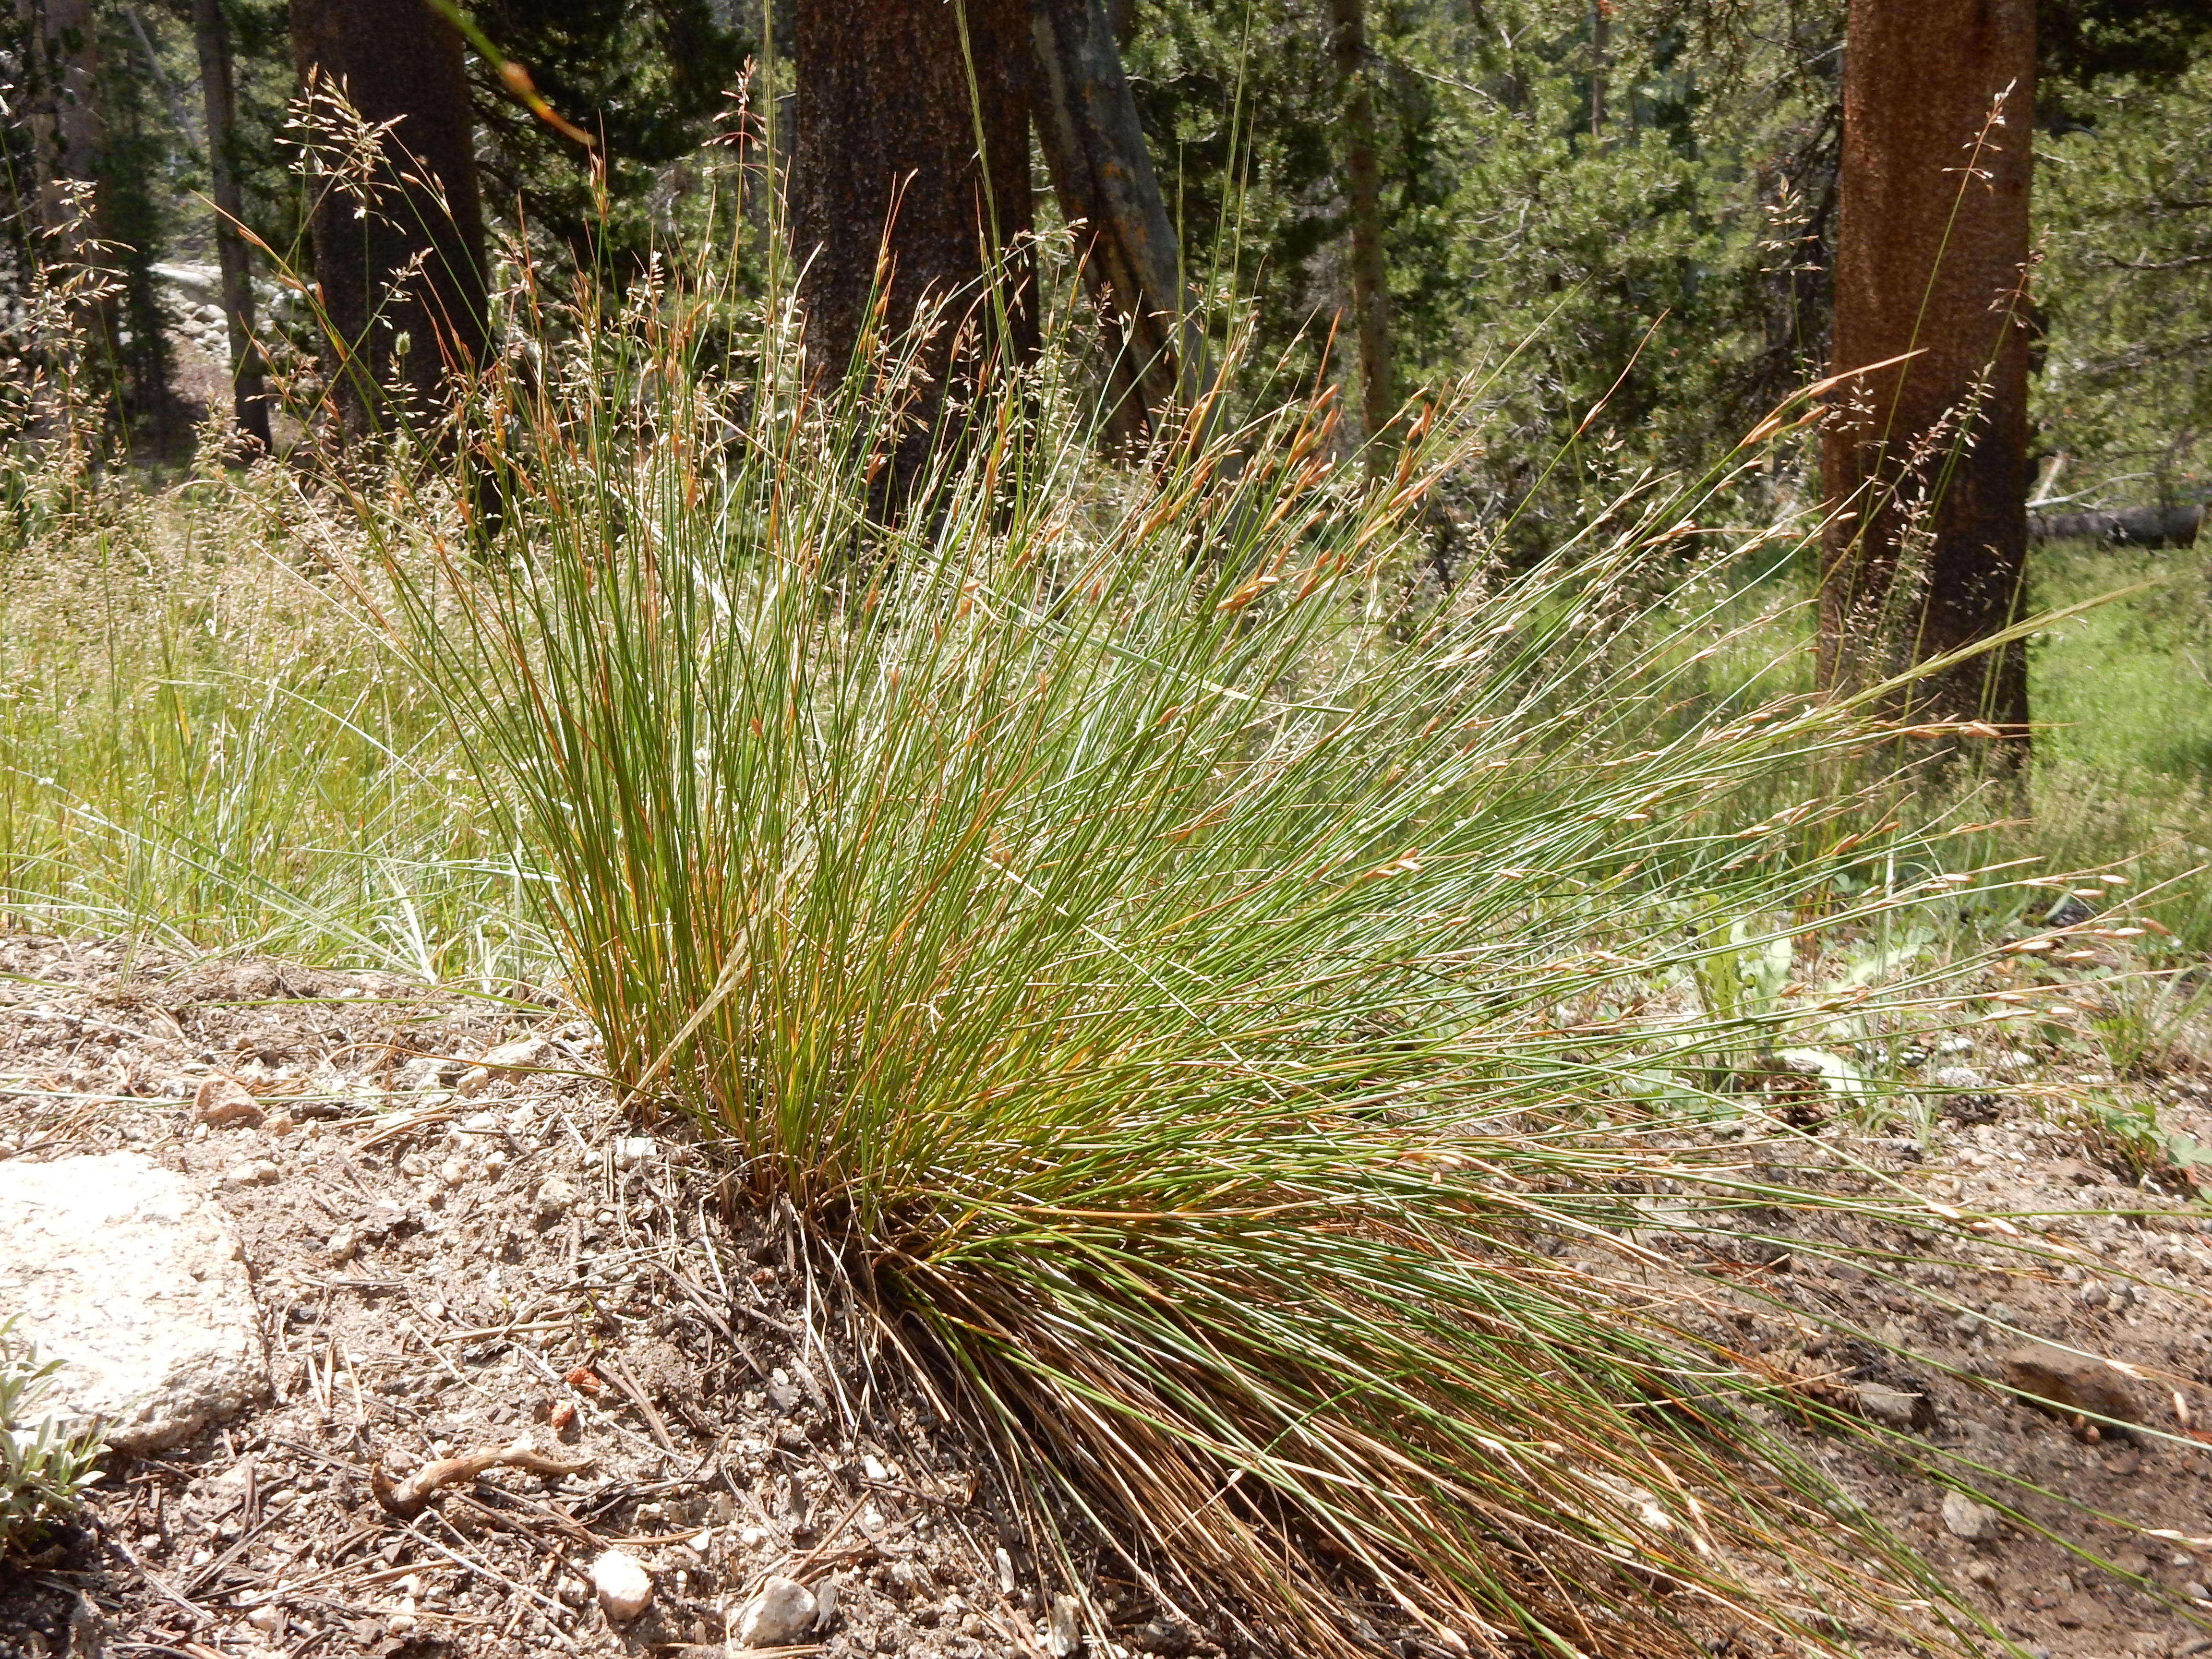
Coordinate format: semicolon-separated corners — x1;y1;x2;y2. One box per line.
0;1318;101;1556
316;243;2056;1659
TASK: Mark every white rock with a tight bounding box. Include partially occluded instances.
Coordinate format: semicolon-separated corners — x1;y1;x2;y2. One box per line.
0;1153;267;1451
615;1135;656;1169
1930;1066;1986;1091
534;1176;579;1223
591;1549;654;1622
1047;1593;1082;1657
478;1034;550;1075
245;1603;285;1635
1940;1490;1999;1540
1853;1382;1927;1432
733;1575;817;1647
219;1159;281;1189
394;1056;449;1091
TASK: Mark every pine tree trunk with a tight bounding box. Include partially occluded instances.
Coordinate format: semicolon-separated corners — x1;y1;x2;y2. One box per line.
1031;0;1208;448
192;0;270;451
18;0;118;375
291;0;489;440
791;0;1034;484
1818;0;2034;747
1328;0;1393;466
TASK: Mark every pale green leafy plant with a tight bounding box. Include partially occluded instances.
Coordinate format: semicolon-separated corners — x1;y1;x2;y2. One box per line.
0;1317;102;1553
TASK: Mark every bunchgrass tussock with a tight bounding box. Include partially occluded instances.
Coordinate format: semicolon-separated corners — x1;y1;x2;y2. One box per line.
332;237;2047;1658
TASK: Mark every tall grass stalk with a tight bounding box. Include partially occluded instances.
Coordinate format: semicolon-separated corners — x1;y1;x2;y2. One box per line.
325;233;2056;1657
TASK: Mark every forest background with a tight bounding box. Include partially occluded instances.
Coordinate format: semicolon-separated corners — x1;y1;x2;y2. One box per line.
6;0;2209;530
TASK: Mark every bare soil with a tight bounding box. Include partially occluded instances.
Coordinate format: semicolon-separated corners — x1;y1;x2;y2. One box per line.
2;930;2211;1659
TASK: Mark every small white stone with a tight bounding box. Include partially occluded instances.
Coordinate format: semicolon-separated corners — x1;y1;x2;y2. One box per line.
615;1135;656;1169
1930;1065;1986;1091
733;1575;817;1647
1046;1594;1082;1657
245;1603;284;1635
1940;1490;1999;1540
219;1159;281;1189
534;1176;579;1222
478;1034;551;1075
394;1057;448;1091
591;1549;654;1622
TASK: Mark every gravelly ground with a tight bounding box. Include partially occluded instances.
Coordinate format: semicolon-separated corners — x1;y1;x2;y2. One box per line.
2;928;2211;1659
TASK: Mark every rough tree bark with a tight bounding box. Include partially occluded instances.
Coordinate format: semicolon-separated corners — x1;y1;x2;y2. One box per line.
1031;0;1209;447
1328;0;1394;465
191;0;271;451
791;0;1035;470
20;0;102;246
1818;0;2035;745
291;0;490;438
17;0;117;364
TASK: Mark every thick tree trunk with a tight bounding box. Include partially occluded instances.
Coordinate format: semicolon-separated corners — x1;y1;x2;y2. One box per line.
1818;0;2034;746
1327;0;1393;466
291;0;489;439
192;0;271;452
18;0;117;364
1031;0;1208;447
24;0;101;243
791;0;1034;471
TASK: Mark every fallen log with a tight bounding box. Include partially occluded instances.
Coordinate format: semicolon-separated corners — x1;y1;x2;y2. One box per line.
2029;502;2204;548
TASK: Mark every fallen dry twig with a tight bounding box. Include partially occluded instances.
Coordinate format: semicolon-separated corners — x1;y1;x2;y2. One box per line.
371;1438;595;1519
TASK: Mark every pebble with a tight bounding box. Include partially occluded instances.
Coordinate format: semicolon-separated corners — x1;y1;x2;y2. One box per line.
394;1057;450;1091
1046;1594;1082;1657
1930;1065;1987;1091
193;1078;263;1128
615;1135;657;1169
591;1549;654;1622
1998;1341;2142;1432
219;1159;281;1188
1940;1490;1999;1540
458;1034;552;1095
733;1575;817;1647
1854;1382;1934;1432
534;1176;579;1224
245;1603;284;1635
